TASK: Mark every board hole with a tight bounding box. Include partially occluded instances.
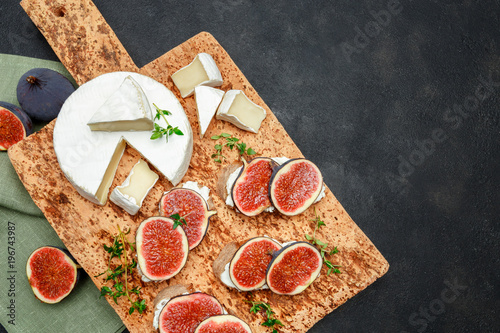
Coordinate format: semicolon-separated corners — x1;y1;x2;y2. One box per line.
53;6;66;17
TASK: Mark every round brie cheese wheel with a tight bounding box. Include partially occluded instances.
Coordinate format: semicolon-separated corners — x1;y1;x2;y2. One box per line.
53;72;193;205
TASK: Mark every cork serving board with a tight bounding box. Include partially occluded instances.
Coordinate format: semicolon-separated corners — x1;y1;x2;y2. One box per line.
9;0;389;332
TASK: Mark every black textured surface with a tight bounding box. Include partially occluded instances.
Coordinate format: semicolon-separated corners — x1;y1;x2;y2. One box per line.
1;0;499;332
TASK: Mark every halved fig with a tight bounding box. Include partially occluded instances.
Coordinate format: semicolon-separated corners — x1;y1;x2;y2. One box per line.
229;237;282;291
136;216;189;281
0;101;33;150
231;157;277;216
266;241;322;295
26;246;80;303
158;292;224;333
195;314;253;333
269;158;323;216
159;186;216;250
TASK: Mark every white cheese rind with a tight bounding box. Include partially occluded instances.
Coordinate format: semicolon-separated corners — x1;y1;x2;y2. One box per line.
181;181;211;203
225;166;242;208
194;86;224;138
54;72;193;206
171;53;223;98
87;75;154;131
216;90;266;133
110;159;159;215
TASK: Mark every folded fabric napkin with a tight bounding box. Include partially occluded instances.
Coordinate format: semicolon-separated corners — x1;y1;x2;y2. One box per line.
0;53;124;333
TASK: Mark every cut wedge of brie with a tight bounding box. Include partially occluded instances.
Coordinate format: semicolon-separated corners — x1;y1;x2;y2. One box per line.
216;90;266;133
110;159;159;215
194;86;224;138
87;75;154;131
171;53;223;98
53;72;193;206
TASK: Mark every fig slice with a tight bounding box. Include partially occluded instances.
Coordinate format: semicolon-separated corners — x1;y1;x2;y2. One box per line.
26;246;80;304
269;158;324;216
231;157;277;216
0;101;33;150
195;314;253;333
159;184;217;250
158;292;224;333
229;237;282;291
136;216;189;281
266;241;323;295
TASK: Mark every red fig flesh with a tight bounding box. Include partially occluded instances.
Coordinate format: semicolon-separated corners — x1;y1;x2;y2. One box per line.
0;102;33;150
136;216;189;281
269;158;323;216
231;157;276;216
159;292;224;333
266;242;322;295
195;314;253;333
159;187;216;250
26;246;80;303
229;237;282;291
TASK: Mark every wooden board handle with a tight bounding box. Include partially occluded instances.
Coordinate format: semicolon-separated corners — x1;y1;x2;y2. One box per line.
20;0;139;85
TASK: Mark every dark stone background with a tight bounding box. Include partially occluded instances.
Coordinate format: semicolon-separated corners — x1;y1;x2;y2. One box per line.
1;0;499;332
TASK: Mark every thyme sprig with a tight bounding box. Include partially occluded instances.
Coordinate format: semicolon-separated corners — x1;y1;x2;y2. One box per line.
210;132;256;163
170;213;188;230
245;299;283;333
150;103;184;142
95;225;146;315
305;208;341;275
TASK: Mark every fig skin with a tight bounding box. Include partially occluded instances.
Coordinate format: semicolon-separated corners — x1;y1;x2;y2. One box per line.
0;102;33;150
17;68;76;122
26;246;81;304
265;241;323;295
268;158;324;216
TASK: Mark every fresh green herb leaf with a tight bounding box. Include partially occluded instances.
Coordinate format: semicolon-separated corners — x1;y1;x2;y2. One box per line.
211;133;257;163
170;213;188;230
95;225;146;315
150;103;183;143
245;299;283;332
306;208;341;275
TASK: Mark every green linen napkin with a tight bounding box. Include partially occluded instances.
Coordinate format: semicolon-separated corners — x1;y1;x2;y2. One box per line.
0;53;125;333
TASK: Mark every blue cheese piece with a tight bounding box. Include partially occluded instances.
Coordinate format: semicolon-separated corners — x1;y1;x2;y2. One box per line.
171;53;223;98
87;75;154;131
110;159;159;215
216;90;266;133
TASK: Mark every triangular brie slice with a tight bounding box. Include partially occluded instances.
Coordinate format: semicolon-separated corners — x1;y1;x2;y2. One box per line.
87;75;154;131
194;86;224;138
